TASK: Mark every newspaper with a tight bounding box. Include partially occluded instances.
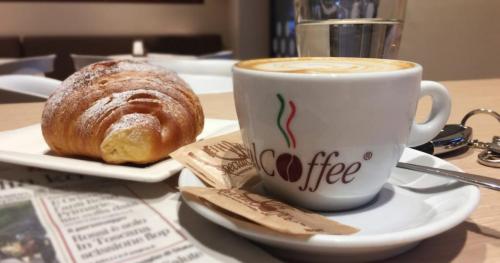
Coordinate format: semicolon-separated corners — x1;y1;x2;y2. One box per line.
0;163;280;263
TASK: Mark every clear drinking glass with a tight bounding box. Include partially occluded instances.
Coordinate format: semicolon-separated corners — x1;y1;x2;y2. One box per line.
295;0;407;58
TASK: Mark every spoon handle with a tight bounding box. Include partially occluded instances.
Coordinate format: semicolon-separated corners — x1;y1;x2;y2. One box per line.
396;162;500;191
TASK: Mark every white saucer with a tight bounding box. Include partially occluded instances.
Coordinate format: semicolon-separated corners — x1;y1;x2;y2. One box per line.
0;119;239;183
179;148;480;262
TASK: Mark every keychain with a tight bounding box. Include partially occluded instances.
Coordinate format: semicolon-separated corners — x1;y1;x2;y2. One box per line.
461;109;500;168
413;108;499;168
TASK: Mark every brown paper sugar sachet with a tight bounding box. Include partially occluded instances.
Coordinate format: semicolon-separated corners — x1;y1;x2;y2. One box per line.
171;131;258;189
181;187;359;236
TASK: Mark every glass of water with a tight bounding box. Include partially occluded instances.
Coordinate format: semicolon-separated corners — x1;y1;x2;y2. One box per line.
295;0;407;58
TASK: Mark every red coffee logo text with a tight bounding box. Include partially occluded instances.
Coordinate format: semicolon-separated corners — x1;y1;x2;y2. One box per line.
248;144;372;192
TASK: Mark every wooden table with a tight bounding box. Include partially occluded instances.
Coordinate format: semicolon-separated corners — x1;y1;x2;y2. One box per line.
1;78;499;262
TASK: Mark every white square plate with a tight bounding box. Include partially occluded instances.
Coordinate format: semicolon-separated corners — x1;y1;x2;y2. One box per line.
0;118;239;182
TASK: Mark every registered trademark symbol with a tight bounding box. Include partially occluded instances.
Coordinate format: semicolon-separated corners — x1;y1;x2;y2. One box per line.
363;152;373;161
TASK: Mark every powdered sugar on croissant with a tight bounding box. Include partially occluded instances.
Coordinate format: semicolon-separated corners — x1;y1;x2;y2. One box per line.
41;60;204;164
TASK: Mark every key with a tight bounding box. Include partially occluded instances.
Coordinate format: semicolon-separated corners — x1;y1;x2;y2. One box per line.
478;136;500;168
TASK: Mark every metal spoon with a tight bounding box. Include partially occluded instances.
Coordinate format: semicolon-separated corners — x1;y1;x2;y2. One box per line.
396;162;500;191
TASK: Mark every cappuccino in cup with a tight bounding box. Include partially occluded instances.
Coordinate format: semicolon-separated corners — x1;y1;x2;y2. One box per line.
233;57;450;211
237;57;414;73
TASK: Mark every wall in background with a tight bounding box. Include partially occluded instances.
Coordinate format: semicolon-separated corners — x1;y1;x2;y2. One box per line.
1;0;499;80
229;0;269;59
0;0;270;59
399;0;500;80
0;0;232;49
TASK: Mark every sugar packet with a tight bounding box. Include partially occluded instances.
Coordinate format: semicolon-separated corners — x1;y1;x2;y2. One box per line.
181;187;359;236
171;132;258;189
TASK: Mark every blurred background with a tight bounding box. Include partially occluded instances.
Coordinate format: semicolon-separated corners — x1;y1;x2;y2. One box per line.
0;0;499;80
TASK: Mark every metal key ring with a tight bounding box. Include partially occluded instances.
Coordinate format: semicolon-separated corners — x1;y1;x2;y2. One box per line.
478;150;500;168
461;108;500;126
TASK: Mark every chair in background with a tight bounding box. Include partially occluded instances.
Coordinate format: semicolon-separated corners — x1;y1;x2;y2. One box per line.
0;74;61;102
72;53;235;76
23;35;223;80
198;50;234;59
148;59;236;77
0;54;56;76
70;54;109;71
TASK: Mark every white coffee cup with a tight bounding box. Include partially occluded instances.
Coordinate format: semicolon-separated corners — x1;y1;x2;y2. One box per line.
233;57;451;211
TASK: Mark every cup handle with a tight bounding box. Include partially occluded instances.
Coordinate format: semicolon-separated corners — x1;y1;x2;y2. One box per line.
407;80;451;147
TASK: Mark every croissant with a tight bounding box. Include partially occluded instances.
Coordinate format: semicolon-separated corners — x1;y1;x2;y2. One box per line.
41;60;204;164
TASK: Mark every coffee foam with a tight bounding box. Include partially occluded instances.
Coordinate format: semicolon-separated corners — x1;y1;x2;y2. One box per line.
236;57;415;74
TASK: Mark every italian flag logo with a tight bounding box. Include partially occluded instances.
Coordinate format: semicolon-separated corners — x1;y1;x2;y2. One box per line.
275;93;302;182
